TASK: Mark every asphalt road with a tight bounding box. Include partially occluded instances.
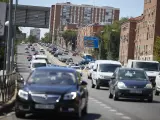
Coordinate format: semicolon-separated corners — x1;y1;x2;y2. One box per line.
1;44;160;120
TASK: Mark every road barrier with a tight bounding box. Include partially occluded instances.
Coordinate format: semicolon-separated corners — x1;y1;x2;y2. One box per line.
0;72;19;104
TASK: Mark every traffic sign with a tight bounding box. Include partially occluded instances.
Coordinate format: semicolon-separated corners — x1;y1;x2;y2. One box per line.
0;2;7;36
84;36;99;48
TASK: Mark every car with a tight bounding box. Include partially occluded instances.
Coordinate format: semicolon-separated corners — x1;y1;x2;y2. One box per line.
27;54;32;61
25;50;29;53
155;73;160;96
66;58;73;65
31;55;50;64
15;67;88;119
109;68;153;102
70;66;83;77
29;59;47;71
87;62;95;79
33;51;38;55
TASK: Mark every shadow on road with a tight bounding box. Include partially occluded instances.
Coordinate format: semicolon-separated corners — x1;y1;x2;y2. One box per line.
118;98;160;103
23;113;101;120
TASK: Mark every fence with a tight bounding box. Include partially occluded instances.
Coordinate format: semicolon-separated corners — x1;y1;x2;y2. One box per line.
0;72;20;104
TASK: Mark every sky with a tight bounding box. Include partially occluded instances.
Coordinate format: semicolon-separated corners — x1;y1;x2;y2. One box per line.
14;0;144;38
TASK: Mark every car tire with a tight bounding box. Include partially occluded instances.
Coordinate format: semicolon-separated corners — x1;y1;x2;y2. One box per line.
113;91;119;101
82;104;88;115
91;80;95;88
155;89;160;96
147;97;153;103
15;111;25;118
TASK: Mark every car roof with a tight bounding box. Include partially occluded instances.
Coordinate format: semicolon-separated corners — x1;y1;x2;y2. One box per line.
128;59;159;63
36;66;76;73
32;55;47;58
95;60;122;65
119;67;144;71
31;59;47;63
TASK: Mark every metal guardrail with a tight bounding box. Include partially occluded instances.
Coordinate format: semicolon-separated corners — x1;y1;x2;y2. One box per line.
0;72;20;104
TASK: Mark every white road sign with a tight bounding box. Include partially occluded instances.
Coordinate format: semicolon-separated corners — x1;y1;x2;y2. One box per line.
0;2;7;36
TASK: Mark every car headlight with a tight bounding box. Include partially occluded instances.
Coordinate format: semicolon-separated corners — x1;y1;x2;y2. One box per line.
18;90;28;100
145;83;152;89
63;92;77;100
117;82;127;89
99;75;105;79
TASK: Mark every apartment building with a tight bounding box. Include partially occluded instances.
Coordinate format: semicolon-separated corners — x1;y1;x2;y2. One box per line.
134;0;160;61
77;23;104;52
119;17;142;65
30;28;41;41
49;2;120;39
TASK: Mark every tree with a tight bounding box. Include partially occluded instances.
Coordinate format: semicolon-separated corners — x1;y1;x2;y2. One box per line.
41;32;51;43
100;17;129;60
153;36;160;62
0;0;9;2
27;35;37;43
62;30;77;50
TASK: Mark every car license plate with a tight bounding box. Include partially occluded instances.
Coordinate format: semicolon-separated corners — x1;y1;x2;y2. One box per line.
130;90;142;94
35;104;55;109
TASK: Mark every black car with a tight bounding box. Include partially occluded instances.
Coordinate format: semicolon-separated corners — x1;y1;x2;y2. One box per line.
15;67;88;118
109;68;153;102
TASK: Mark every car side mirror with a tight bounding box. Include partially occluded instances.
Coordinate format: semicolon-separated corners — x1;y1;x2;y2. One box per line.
110;76;115;80
80;80;87;86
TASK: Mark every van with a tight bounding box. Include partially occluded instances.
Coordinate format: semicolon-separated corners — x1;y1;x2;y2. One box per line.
127;59;159;87
30;60;47;71
91;60;122;89
31;55;50;64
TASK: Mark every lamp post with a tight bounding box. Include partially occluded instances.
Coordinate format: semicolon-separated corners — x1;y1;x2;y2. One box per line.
6;0;13;74
11;0;18;72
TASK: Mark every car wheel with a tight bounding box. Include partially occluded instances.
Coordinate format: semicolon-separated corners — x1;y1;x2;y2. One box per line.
113;91;119;101
147;97;153;103
109;89;113;99
155;89;160;96
75;106;82;119
82;104;88;115
91;80;95;88
15;111;25;118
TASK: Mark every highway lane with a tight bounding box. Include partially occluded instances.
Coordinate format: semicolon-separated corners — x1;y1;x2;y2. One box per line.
1;44;160;120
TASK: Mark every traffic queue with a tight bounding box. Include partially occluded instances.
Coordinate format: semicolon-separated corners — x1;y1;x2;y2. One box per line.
16;42;160;119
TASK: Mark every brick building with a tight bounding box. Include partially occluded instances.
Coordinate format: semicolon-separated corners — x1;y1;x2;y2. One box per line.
49;2;120;42
119;16;142;65
119;0;160;64
77;23;104;53
134;0;160;61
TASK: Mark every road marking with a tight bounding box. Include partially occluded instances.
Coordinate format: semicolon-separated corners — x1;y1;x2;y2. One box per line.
104;106;111;109
121;116;131;120
109;109;117;112
95;101;102;104
115;112;124;116
100;104;106;107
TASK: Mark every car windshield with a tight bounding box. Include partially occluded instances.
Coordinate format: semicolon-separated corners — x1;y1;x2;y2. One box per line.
72;66;81;69
132;62;159;71
27;70;76;85
32;63;46;68
118;69;147;81
99;64;121;72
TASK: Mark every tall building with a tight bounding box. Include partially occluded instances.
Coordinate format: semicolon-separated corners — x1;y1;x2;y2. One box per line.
134;0;160;61
49;2;120;41
30;28;41;40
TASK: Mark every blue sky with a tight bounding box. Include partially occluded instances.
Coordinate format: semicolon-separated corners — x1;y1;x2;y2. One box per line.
14;0;144;38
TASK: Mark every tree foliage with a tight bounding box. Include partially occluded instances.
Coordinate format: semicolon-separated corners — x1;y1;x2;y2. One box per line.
41;32;51;43
153;36;160;62
62;30;77;49
99;17;128;60
27;35;37;43
0;0;9;2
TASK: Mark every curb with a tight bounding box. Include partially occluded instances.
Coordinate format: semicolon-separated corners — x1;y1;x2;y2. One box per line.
0;86;17;117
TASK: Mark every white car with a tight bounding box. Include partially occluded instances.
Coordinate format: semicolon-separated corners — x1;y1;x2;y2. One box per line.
70;66;83;76
155;74;160;95
30;60;47;71
31;55;50;64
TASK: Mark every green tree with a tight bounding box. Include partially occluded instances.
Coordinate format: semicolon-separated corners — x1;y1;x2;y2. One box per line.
0;0;9;2
41;32;51;43
100;17;128;60
27;35;37;43
153;36;160;62
62;30;77;50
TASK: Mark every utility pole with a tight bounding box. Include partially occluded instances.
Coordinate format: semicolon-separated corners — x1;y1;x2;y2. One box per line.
6;0;13;74
52;2;57;45
11;0;18;72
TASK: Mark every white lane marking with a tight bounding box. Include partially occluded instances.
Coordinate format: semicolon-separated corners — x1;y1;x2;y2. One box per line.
121;116;131;120
104;106;111;109
100;104;107;107
95;101;102;104
109;109;117;112
115;112;124;116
